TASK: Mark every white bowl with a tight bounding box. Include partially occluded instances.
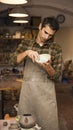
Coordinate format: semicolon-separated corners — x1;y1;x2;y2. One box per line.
35;54;51;63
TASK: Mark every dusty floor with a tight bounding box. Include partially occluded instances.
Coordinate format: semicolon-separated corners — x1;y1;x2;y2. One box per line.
0;82;73;130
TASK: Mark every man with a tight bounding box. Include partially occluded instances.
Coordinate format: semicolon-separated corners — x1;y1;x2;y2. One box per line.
10;17;62;130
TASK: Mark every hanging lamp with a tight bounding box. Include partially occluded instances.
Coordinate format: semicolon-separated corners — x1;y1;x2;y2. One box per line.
9;6;29;17
0;0;28;5
13;17;29;23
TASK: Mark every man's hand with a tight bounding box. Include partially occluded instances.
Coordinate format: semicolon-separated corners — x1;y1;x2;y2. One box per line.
26;50;40;62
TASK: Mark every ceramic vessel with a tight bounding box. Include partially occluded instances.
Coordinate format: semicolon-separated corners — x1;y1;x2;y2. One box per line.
8;123;20;130
35;54;51;63
19;114;36;129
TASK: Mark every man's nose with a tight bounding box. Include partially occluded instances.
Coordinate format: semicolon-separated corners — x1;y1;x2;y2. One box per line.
46;34;50;39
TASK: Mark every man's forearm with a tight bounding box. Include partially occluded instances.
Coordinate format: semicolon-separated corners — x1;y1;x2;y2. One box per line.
40;63;55;76
17;50;40;63
45;64;55;76
17;51;27;63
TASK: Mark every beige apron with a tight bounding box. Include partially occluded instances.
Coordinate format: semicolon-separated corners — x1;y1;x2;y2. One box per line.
18;58;59;130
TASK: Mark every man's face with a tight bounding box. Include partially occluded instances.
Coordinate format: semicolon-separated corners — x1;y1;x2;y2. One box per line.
39;24;56;43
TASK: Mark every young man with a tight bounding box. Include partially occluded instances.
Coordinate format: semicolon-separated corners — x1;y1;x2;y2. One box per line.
10;17;62;130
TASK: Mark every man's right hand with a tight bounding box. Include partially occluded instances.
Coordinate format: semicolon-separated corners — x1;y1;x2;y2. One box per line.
26;50;40;62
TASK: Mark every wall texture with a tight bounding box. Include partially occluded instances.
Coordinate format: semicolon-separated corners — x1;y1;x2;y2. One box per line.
55;27;73;62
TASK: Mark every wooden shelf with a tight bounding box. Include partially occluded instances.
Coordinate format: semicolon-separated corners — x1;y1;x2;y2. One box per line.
0;37;24;40
0;38;23;66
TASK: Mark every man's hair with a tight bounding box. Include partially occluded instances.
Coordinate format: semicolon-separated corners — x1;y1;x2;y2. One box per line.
41;16;59;32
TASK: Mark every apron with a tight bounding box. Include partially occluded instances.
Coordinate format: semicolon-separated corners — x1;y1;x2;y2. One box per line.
18;58;59;130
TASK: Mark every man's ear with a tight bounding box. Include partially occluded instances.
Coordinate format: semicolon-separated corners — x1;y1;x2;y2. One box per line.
39;23;42;30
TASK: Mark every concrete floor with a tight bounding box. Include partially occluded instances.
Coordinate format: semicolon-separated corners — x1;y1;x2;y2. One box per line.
0;82;73;130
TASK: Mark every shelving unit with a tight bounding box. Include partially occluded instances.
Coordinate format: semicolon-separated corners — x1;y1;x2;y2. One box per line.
0;38;22;66
0;28;38;66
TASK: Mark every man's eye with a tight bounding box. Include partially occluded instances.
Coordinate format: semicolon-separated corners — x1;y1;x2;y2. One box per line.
44;31;48;34
49;34;53;37
44;31;53;37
